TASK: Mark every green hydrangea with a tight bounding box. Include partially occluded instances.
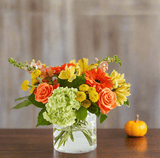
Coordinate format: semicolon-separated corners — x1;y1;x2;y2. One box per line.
43;87;81;127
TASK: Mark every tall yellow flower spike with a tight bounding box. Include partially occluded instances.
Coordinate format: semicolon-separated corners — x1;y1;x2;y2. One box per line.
58;66;76;82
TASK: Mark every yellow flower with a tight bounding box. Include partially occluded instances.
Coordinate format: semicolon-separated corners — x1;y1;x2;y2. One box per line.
88;87;96;93
106;70;125;89
79;84;89;92
114;83;131;106
58;66;76;82
31;69;41;79
31;78;38;85
82;99;91;108
21;80;29;91
30;86;36;94
89;91;99;102
70;58;97;76
70;59;81;76
78;58;97;75
76;91;86;102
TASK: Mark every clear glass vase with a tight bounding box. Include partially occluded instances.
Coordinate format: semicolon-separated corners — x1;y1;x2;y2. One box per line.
53;112;97;154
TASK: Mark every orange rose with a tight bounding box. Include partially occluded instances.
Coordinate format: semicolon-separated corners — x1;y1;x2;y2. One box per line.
97;88;117;114
34;83;59;104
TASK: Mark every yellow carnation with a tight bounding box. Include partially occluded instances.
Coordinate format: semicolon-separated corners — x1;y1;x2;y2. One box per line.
76;91;86;102
89;91;99;102
79;84;89;92
21;80;29;91
82;99;91;108
31;69;41;79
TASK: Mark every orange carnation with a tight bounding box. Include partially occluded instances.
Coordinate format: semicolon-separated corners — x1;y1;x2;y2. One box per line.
97;88;117;114
34;83;59;104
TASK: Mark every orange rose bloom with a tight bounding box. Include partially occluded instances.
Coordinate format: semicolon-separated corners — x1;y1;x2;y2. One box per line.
34;83;59;104
97;88;117;114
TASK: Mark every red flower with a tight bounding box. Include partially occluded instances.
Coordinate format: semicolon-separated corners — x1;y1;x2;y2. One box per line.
51;63;75;76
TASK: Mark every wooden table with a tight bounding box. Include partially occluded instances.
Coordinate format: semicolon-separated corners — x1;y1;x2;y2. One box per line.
0;129;160;158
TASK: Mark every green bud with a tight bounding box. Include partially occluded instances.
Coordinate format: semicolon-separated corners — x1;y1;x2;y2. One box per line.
8;58;14;64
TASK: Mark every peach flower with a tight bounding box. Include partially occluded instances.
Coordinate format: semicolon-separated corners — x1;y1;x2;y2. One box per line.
97;88;117;114
34;83;59;104
98;61;108;72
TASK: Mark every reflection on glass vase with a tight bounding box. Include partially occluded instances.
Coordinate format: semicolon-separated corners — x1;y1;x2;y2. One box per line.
53;112;97;154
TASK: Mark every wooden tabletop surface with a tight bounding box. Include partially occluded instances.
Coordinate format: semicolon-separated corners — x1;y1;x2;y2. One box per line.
0;129;160;158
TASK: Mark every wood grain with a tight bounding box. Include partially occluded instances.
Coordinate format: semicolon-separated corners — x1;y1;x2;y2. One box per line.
0;129;160;158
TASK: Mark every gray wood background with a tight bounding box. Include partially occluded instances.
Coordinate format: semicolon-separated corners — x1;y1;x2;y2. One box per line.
1;0;160;128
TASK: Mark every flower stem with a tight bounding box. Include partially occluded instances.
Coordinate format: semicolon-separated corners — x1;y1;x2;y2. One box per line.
53;120;96;149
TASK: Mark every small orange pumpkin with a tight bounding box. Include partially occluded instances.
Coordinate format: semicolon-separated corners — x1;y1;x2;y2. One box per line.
124;114;147;137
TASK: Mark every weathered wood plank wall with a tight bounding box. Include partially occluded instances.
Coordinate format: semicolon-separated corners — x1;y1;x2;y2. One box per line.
1;0;160;128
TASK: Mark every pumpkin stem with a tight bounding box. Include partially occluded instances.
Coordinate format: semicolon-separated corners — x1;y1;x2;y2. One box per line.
135;114;139;122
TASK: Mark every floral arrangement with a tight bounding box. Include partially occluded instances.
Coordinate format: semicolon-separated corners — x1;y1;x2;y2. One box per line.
8;56;131;149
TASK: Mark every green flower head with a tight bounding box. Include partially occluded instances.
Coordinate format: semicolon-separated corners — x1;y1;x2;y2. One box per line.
43;87;81;127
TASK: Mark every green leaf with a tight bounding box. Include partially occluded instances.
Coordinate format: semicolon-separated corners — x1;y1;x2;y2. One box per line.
12;100;31;109
28;93;45;108
14;96;29;102
87;102;99;114
58;75;86;89
75;106;87;121
123;99;129;107
95;108;100;117
87;102;100;117
36;107;52;127
100;114;108;124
